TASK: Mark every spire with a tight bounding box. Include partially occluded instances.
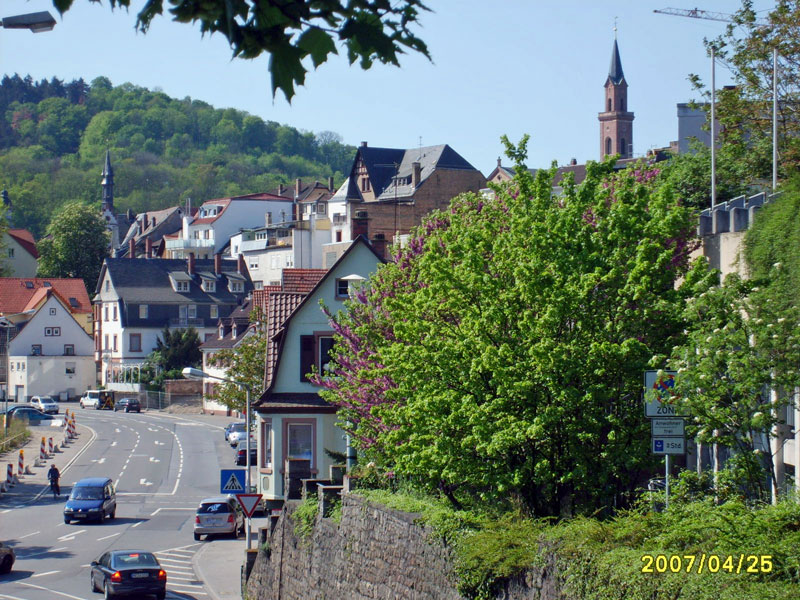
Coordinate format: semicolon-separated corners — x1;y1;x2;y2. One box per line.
607;39;625;86
101;149;114;212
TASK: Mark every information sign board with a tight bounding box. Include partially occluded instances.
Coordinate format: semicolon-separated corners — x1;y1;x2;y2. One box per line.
652;437;686;455
651;418;685;437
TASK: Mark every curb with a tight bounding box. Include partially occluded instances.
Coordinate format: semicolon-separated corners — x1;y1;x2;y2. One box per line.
192;543;223;600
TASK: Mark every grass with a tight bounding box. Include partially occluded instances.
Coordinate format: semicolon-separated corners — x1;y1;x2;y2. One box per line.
0;419;30;454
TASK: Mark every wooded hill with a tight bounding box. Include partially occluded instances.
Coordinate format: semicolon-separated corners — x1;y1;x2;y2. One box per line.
0;74;355;238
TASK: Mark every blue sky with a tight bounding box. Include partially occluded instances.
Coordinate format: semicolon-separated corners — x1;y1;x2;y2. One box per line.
2;1;776;176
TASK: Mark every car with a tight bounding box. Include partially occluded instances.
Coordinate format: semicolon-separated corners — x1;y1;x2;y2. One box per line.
64;477;116;524
5;406;54;424
0;541;15;574
224;422;245;442
234;441;258;466
90;550;166;600
79;390;101;409
193;496;244;541
114;398;141;413
227;422;247;446
30;396;59;414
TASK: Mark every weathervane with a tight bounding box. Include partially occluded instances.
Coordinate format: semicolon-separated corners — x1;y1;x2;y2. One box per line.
614;16;618;39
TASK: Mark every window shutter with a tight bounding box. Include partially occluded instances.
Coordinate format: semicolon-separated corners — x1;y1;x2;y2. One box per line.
300;335;315;381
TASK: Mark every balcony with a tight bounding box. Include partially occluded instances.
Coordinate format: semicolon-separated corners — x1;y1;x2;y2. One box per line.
165;238;215;250
168;318;205;328
333;214;347;224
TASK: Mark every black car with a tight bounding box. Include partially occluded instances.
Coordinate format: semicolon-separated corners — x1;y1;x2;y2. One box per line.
114;398;141;413
234;441;258;466
4;406;54;424
90;550;166;600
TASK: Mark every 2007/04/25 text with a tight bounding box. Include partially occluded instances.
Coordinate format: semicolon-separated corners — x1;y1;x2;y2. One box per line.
641;554;773;574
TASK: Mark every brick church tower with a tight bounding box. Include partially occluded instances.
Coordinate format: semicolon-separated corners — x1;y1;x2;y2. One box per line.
598;37;634;159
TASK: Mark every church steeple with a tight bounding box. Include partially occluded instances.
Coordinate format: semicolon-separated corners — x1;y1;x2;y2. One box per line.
101;150;114;212
599;35;634;159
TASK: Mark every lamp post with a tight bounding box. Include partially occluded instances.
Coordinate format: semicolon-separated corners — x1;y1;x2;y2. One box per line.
1;310;35;434
0;11;56;33
182;367;254;548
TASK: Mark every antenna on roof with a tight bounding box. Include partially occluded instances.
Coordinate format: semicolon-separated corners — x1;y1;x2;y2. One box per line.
418;136;422;160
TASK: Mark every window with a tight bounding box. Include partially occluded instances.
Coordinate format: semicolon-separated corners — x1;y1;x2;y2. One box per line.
229;281;243;293
605;137;612;156
65;362;76;375
335;231;342;243
248;257;259;269
188;305;197;319
335;278;349;298
316;202;327;215
7;248;14;258
49;307;57;316
44;327;61;336
179;305;188;320
113;305;118;321
104;306;109;321
318;336;335;373
130;334;141;352
260;419;272;469
254;281;264;290
31;345;42;356
63;344;74;356
607;98;612;111
620;138;627;156
210;305;218;319
299;333;335;381
218;325;224;339
104;334;109;350
105;280;110;292
203;280;216;293
113;335;118;352
139;304;148;319
285;420;315;469
193;230;200;239
176;281;190;292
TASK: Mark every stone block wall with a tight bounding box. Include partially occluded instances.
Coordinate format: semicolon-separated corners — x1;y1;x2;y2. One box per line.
245;493;567;600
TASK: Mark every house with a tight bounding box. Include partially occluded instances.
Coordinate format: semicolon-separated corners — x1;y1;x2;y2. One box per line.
2;229;38;277
93;254;253;390
164;193;294;260
116;205;189;258
6;290;95;401
252;237;384;506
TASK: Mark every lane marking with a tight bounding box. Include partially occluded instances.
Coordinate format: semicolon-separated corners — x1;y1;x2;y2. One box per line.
150;507;195;516
18;582;88;600
58;529;87;541
1;509;11;514
111;441;117;446
91;457;106;464
17;531;40;540
150;456;161;463
97;532;121;541
31;570;60;578
17;546;68;559
139;478;153;486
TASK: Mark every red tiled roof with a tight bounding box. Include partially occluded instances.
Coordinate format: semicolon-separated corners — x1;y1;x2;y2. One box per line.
0;278;91;315
281;269;327;293
252;286;282;315
264;291;306;388
6;229;38;259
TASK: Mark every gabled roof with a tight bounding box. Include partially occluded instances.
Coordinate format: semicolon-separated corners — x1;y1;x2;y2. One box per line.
10;289;93;344
192;193;294;225
6;229;38;259
281;269;327;293
0;278;91;315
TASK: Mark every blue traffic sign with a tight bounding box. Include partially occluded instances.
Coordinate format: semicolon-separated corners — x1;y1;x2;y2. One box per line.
220;469;246;494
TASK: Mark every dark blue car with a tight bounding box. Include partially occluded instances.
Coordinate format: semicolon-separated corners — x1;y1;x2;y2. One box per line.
90;550;166;600
64;477;116;524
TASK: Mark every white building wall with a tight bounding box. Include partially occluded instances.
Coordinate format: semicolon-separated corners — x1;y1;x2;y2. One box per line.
8;355;95;401
2;233;38;277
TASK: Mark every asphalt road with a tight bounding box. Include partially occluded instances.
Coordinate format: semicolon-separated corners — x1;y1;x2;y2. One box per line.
0;409;248;600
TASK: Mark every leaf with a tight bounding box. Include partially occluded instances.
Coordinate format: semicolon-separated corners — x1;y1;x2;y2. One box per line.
268;43;307;102
297;27;337;69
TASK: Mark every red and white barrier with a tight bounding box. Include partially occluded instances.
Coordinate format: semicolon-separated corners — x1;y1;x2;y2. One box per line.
6;464;12;485
18;450;23;475
40;437;46;460
49;437;54;454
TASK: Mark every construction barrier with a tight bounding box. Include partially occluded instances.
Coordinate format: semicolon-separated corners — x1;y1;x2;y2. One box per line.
6;464;12;485
49;437;54;454
40;436;46;460
18;450;23;475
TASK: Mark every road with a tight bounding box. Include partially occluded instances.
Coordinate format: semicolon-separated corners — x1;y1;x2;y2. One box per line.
0;409;249;600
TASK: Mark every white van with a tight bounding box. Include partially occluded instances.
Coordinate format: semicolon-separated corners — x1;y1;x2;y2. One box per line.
79;390;101;409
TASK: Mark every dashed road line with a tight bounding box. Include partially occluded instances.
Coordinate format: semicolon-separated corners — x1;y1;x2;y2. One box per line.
97;532;121;541
31;570;60;578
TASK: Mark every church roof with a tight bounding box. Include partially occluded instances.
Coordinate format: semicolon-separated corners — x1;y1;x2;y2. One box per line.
607;39;625;86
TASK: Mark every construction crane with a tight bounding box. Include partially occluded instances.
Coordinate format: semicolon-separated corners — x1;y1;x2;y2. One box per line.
654;7;778;200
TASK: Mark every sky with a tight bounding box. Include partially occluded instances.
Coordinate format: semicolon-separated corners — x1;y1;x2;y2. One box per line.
1;0;777;176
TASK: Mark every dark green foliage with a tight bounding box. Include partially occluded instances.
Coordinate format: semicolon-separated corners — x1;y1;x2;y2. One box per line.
0;75;354;237
152;327;202;373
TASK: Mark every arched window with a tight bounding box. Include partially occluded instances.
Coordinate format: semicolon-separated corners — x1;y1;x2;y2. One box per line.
620;138;627;156
605;137;612;156
620;98;625;111
607;98;612;112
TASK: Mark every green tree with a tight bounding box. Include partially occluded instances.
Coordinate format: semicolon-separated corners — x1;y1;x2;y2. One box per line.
144;327;203;390
316;138;705;516
53;0;431;101
36;201;109;290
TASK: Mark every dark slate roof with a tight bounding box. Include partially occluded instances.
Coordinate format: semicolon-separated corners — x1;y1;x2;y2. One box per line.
607;39;625;86
99;258;253;303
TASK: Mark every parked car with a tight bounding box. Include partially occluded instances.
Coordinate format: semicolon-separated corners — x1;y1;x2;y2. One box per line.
30;396;59;414
224;422;245;442
90;550;166;600
114;398;141;413
64;477;116;524
193;496;244;541
79;390;101;409
227;422;247;446
4;406;54;424
0;541;15;574
234;441;258;466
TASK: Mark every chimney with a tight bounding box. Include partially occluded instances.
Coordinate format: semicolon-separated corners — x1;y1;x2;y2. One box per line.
188;252;195;275
570;158;578;166
278;183;285;196
145;237;153;259
328;176;334;192
295;178;302;198
497;156;501;168
237;253;246;275
266;211;272;226
360;141;368;147
351;210;369;240
371;233;387;259
411;162;421;187
128;238;136;259
214;253;222;275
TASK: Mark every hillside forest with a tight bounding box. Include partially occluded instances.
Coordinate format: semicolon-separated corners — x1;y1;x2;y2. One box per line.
0;74;356;238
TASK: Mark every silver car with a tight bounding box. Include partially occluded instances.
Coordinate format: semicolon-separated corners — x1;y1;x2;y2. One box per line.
30;396;59;414
193;496;244;541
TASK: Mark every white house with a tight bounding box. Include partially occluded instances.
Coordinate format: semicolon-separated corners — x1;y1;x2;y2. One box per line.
2;229;38;278
253;237;384;505
7;291;95;401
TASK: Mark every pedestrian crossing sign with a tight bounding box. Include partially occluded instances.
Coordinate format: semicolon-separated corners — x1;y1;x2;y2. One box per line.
220;469;246;493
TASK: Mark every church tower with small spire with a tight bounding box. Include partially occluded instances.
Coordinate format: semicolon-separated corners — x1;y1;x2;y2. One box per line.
101;149;115;213
598;36;634;159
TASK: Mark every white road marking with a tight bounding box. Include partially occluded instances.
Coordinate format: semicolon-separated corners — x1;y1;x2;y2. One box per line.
110;441;117;446
31;570;60;578
155;440;165;445
17;530;40;540
139;478;153;486
92;457;106;464
156;551;194;558
148;427;158;432
0;509;11;514
18;582;88;600
0;592;29;600
115;428;121;433
150;507;195;516
97;532;121;541
17;546;67;558
150;456;161;462
58;529;86;541
131;520;144;528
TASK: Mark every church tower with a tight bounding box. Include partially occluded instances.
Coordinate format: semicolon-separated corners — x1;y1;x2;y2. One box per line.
598;37;634;159
101;149;114;213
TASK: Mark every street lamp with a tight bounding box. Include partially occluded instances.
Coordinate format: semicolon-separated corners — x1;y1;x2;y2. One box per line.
182;366;255;548
1;310;35;435
0;11;57;33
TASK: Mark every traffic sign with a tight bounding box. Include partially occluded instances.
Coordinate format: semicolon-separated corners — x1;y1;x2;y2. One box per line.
651;418;685;437
220;469;246;494
644;370;686;417
236;493;262;518
652;437;686;454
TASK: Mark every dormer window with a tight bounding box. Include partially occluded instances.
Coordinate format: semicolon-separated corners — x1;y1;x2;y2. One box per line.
232;325;238;338
228;281;244;293
176;281;190;292
203;280;216;293
219;325;224;339
316;201;327;215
